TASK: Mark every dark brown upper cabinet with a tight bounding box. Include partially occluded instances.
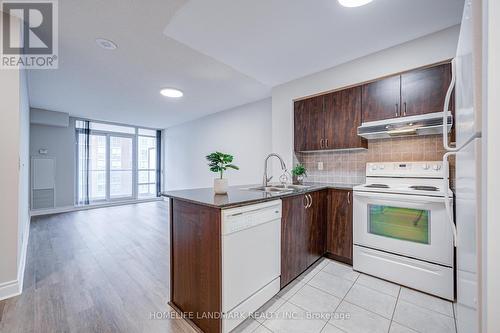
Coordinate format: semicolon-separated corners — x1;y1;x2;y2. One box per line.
294;95;324;152
362;62;452;123
324;86;367;149
294;87;366;152
361;75;401;123
401;63;452;117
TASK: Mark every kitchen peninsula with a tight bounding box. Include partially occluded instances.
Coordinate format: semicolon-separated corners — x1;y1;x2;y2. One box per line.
162;183;356;333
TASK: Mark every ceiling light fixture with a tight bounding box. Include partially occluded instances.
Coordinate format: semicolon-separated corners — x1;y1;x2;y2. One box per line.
160;88;183;98
338;0;373;7
96;38;118;50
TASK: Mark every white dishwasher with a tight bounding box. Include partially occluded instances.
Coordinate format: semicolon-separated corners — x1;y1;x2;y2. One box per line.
221;200;282;333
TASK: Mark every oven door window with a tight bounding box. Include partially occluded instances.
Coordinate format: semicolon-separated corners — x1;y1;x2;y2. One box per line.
368;205;430;244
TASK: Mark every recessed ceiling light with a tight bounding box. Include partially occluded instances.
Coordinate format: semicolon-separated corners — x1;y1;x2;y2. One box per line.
338;0;373;7
160;88;183;98
96;38;118;50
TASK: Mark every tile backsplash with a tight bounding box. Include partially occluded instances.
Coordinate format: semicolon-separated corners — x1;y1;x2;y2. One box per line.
295;135;453;185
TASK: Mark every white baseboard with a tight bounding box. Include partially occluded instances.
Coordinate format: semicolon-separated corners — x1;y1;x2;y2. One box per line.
0;279;21;301
30;197;163;217
0;217;30;301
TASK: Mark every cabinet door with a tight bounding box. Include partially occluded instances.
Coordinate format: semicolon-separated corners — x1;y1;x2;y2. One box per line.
305;190;327;266
326;189;353;265
324;87;367;149
401;63;452;117
362;75;401;123
294;95;324;152
281;194;307;288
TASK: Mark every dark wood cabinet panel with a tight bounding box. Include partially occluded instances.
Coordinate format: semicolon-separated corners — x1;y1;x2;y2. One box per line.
294;95;324;152
306;190;327;266
362;75;401;123
281;194;307;288
326;189;353;265
401;63;452;117
281;190;328;288
170;199;221;333
324;87;367;149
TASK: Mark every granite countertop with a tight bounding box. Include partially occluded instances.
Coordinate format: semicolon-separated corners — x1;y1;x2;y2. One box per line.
161;182;359;209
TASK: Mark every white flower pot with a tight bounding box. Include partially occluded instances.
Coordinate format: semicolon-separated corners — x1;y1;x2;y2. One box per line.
214;178;228;194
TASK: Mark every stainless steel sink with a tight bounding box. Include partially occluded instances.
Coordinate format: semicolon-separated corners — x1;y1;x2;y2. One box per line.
244;184;312;193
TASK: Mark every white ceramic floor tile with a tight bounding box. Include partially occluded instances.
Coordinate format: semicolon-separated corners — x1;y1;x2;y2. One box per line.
277;280;306;300
308;271;354;298
355;273;401;297
254;296;286;323
289;284;341;316
262;301;327;333
329;301;390;333
232;318;262;333
297;264;324;283
344;283;397;319
393;300;456;333
322;262;359;282
321;323;347;333
252;324;273;333
399;287;454;317
389;322;419;333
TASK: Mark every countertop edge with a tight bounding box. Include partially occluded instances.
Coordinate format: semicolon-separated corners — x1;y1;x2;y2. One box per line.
161;183;358;209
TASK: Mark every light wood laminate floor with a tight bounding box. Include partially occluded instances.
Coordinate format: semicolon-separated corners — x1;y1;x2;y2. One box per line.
0;201;195;333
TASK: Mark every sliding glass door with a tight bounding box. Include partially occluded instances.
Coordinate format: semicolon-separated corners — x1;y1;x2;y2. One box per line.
76;120;160;206
109;135;134;199
89;134;107;201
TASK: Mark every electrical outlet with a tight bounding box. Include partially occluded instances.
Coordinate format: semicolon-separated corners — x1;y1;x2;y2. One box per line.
318;162;324;171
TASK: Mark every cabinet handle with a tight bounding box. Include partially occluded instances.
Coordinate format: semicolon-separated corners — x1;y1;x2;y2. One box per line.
307;194;313;208
395;103;399;117
320;139;324;149
325;139;329;148
403;102;407;116
304;195;309;208
347;192;351;204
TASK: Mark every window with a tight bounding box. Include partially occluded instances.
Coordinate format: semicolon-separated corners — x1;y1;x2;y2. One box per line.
76;120;160;205
138;135;157;198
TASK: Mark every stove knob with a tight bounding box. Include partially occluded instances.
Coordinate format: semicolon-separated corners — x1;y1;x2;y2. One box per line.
433;164;441;171
422;163;430;170
371;165;378;171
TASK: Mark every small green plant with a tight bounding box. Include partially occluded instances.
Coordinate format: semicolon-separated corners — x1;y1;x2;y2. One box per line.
206;152;239;179
291;164;307;177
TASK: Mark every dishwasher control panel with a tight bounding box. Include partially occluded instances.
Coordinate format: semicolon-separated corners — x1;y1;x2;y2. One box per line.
221;200;282;235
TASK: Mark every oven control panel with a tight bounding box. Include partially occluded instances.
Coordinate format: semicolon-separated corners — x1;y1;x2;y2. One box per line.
366;161;445;178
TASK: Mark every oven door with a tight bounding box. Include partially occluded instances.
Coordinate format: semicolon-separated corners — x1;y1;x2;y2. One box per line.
353;191;453;266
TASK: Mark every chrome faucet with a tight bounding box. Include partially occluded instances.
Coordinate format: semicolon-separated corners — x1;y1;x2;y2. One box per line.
263;153;287;187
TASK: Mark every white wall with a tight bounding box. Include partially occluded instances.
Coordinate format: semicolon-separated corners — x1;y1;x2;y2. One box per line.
0;13;30;300
165;98;272;190
30;115;76;208
271;25;460;175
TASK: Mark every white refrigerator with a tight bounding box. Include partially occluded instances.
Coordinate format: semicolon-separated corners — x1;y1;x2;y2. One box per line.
447;0;483;332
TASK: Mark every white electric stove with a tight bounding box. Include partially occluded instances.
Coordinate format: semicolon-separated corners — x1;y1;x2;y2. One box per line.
353;161;455;300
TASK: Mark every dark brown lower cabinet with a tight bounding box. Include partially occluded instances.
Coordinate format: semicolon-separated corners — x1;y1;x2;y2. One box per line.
281;190;327;288
170;199;222;333
326;189;353;265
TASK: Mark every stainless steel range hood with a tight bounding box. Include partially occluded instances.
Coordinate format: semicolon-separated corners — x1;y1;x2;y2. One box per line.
357;111;453;140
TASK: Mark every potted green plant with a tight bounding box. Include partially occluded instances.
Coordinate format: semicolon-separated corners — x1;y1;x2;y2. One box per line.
291;164;307;184
206;152;239;194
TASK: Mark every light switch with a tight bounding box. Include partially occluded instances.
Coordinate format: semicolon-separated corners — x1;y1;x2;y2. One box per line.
318;162;324;170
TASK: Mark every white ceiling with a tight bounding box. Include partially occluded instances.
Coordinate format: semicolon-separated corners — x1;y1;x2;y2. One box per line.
28;0;464;128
